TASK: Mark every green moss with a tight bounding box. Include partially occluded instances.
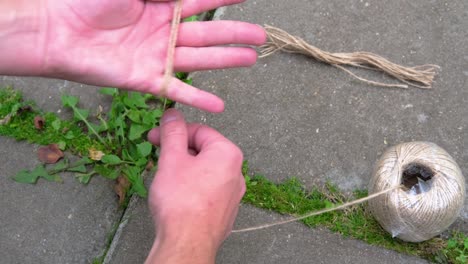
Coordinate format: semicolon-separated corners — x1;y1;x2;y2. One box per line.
0;87;102;154
436;232;468;264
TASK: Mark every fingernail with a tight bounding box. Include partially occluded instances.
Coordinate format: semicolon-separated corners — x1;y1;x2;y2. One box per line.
161;110;180;124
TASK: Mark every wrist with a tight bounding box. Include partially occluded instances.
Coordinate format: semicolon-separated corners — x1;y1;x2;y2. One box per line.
146;227;218;264
0;0;47;76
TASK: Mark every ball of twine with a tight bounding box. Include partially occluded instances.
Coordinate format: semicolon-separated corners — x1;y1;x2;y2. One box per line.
369;142;466;242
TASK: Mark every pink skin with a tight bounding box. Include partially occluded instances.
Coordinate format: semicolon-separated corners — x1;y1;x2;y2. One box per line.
40;0;266;112
146;109;245;263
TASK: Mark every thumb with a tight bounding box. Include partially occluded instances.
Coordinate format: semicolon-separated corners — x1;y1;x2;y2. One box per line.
159;109;188;156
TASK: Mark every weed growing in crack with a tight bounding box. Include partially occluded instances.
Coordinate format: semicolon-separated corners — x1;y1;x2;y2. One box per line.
0;83;191;202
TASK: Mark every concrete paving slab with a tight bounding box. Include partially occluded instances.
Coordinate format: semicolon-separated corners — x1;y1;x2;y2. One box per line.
104;196;153;264
105;198;429;263
179;0;468;230
102;173;155;264
0;78;121;263
0;138;121;264
218;205;428;264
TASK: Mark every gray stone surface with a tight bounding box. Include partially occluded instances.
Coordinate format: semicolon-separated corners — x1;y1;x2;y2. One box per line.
106;198;429;264
105;196;154;264
0;138;121;264
180;0;468;227
218;205;428;264
0;78;121;263
103;173;155;264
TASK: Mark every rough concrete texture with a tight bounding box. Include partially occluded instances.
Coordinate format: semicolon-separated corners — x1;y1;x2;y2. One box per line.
0;138;121;264
103;174;155;264
0;77;121;263
107;199;429;264
218;205;428;264
105;196;154;264
179;0;468;229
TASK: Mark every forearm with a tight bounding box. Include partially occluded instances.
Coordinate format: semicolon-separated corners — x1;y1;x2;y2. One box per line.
0;0;45;76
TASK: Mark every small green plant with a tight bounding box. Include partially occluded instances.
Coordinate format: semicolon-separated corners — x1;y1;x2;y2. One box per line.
13;157;93;184
433;232;468;264
0;84;193;200
183;14;200;22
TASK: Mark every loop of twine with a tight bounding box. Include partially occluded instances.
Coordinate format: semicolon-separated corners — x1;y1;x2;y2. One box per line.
260;25;440;89
160;0;183;97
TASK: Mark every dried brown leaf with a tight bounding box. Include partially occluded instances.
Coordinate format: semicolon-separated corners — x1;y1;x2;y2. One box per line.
34;116;45;130
145;160;154;171
89;148;104;161
38;144;64;164
114;176;131;205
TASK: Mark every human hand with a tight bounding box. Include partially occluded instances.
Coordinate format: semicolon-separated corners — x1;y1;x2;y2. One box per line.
145;109;245;263
1;0;266;112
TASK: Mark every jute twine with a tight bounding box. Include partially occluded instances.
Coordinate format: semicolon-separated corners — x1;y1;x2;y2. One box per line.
160;12;440;94
234;142;465;242
368;142;465;242
232;185;401;233
260;25;440;89
160;0;183;97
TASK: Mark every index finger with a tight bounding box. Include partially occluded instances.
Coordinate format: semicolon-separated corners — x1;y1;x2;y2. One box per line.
186;124;243;164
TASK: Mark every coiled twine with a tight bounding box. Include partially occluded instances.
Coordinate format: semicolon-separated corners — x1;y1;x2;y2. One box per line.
369;142;465;242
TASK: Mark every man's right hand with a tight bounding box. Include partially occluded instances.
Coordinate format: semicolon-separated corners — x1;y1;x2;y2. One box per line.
145;109;245;264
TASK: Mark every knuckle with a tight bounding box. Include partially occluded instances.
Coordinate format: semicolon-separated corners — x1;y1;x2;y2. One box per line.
232;145;244;161
164;124;185;137
214;140;239;154
222;142;243;163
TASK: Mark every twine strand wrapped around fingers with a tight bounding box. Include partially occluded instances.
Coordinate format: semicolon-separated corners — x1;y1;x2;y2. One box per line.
160;0;183;97
260;25;440;89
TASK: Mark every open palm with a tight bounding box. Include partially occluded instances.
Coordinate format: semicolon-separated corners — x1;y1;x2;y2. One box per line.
43;0;265;112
